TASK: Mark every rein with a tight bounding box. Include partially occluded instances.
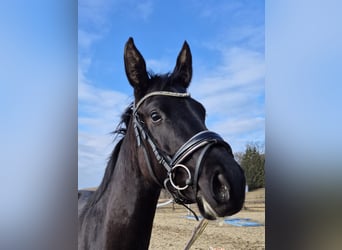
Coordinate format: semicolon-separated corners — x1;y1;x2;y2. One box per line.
132;91;232;213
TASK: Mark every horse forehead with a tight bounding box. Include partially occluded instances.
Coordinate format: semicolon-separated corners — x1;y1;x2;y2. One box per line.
148;74;187;92
145;95;197;112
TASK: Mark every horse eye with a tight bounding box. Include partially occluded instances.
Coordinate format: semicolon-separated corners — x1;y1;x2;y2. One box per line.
150;111;162;122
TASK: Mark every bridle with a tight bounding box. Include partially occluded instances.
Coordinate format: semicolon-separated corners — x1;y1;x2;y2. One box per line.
133;91;233;207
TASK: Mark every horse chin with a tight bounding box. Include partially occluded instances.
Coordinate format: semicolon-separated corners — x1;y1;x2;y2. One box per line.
196;191;218;220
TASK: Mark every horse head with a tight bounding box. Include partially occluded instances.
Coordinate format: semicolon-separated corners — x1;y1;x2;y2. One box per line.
124;37;245;220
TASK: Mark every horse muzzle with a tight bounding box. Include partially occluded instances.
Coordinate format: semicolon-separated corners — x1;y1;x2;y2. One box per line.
196;156;246;220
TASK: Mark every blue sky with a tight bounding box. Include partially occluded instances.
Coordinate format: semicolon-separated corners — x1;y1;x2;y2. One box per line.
78;0;265;188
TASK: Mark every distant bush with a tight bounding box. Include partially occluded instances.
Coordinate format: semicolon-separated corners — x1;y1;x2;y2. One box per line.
237;144;265;191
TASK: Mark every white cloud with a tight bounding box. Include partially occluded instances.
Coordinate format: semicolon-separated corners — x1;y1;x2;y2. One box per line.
78;66;131;188
78;29;102;51
78;69;131;136
192;48;264;123
211;117;264;137
78;0;125;188
194;1;241;20
78;0;115;28
193;47;264;96
137;0;154;21
190;46;265;153
209;116;265;153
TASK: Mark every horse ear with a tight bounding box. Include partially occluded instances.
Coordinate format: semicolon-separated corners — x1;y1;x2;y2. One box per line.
172;41;192;89
124;37;149;92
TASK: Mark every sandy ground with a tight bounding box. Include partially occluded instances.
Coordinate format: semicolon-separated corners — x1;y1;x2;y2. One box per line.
149;188;265;250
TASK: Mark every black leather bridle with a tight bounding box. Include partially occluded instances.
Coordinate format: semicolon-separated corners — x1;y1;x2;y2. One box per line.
133;91;233;206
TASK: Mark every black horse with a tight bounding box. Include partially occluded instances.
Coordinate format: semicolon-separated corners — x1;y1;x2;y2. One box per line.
78;37;246;249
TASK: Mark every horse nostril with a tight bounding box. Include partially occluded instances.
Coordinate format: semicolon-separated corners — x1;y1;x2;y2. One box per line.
212;173;230;203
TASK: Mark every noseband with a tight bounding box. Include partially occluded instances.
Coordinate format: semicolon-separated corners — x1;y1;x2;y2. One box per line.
133;91;233;204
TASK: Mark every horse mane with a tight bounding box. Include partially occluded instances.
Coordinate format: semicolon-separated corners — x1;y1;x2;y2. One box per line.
82;104;133;210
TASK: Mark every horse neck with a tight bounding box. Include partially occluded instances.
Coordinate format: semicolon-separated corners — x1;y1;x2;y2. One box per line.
103;125;161;249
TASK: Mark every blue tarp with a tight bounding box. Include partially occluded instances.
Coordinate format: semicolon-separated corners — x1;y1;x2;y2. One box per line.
224;218;263;227
185;215;263;227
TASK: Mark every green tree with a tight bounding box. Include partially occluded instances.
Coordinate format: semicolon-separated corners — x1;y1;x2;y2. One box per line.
238;143;265;191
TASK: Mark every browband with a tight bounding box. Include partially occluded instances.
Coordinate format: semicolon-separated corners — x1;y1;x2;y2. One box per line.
134;91;190;112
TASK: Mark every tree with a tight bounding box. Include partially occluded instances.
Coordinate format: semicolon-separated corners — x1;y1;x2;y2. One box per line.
238;143;265;191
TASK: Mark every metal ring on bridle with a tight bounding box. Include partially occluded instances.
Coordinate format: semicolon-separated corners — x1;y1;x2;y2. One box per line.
168;164;192;191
